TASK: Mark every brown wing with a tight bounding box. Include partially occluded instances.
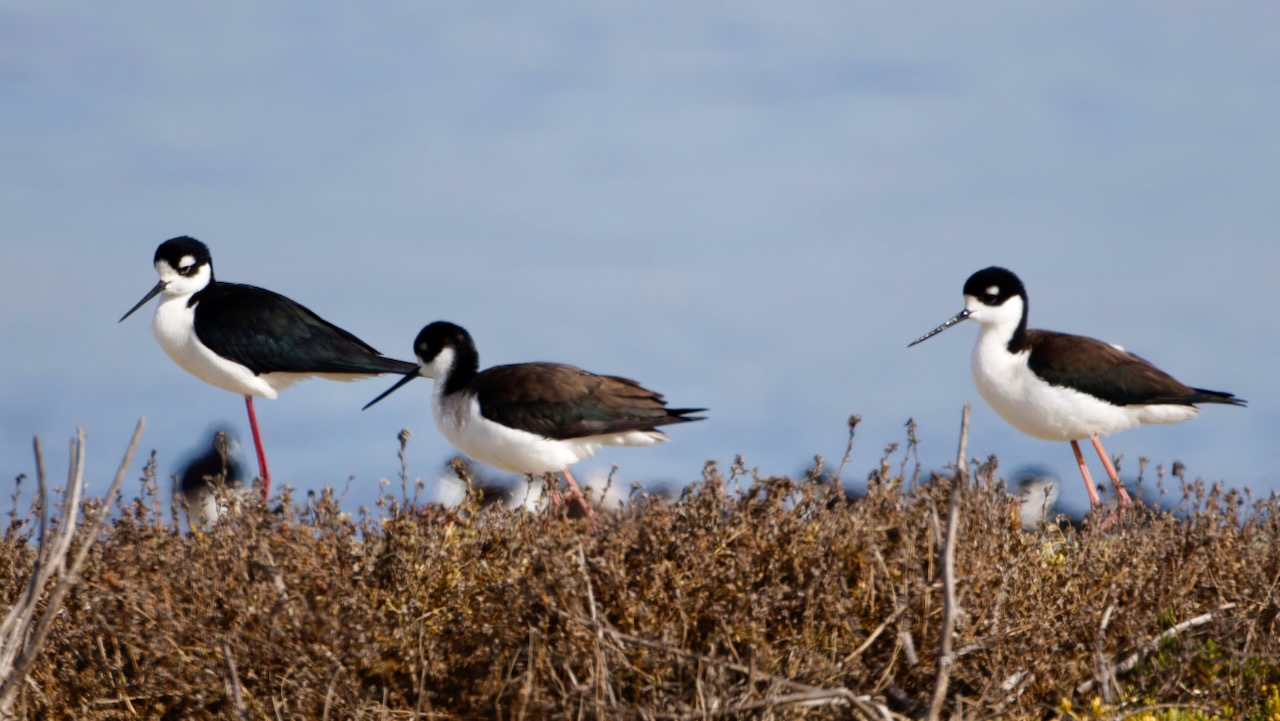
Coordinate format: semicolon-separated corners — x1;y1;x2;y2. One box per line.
472;362;705;439
1025;330;1242;407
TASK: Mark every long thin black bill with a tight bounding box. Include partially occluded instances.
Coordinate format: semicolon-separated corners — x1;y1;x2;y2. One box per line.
119;281;167;322
907;309;970;347
362;372;419;411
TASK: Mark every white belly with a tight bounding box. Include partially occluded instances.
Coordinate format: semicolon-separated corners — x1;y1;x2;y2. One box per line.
152;296;297;398
433;391;667;475
969;333;1199;441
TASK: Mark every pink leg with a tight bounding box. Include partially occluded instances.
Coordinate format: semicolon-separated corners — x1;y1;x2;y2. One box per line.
1090;434;1132;510
244;396;271;501
1070;440;1102;510
560;467;596;525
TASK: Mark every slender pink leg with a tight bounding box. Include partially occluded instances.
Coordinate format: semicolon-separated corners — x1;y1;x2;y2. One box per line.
560;467;596;525
1090;434;1132;510
1070;440;1102;510
244;396;271;501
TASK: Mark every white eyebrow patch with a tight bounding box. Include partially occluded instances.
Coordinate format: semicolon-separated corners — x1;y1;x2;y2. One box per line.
178;254;197;269
986;285;1000;296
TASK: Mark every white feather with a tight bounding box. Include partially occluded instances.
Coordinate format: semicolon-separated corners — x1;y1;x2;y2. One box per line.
966;294;1198;442
423;346;669;475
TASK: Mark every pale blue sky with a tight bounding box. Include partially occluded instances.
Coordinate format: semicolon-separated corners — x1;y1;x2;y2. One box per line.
3;3;1278;514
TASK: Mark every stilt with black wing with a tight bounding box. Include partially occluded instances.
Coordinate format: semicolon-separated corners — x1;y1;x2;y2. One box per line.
364;321;705;522
910;266;1244;523
121;236;418;499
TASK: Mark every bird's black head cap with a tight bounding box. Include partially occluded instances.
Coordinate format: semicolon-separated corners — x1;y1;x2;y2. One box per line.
962;266;1026;307
154;236;213;278
414;321;481;394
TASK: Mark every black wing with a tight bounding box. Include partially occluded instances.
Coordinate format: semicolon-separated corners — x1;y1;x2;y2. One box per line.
473;362;705;440
1026;330;1244;407
192;282;418;376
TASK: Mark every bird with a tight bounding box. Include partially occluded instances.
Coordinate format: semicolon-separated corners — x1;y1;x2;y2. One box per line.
362;321;705;521
177;428;245;530
120;236;419;500
909;266;1245;521
433;463;634;516
1010;465;1062;531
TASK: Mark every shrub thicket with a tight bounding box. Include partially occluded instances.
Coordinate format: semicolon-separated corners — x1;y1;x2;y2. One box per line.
1;425;1277;720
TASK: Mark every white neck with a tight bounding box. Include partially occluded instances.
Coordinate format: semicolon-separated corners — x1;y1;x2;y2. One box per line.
157;260;212;299
964;293;1025;347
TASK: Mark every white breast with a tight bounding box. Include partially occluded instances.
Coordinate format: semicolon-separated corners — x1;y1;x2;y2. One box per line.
431;387;668;475
967;326;1195;441
152;296;292;398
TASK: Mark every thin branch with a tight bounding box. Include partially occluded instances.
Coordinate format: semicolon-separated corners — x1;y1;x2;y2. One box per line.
576;540;616;713
1094;604;1117;704
672;688;884;720
1076;603;1237;696
552;606;892;720
834;415;862;482
0;441;50;654
223;642;248;721
927;406;967;721
321;664;342;721
843;602;911;664
0;419;145;716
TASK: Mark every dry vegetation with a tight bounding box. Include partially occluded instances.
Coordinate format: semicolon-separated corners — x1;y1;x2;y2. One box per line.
1;416;1278;720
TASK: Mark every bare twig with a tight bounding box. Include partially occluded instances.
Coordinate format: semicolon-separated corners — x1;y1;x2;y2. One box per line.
0;442;49;653
553;606;892;720
321;665;342;721
577;542;600;631
673;688;883;720
576;541;615;713
898;614;920;668
834;415;862;482
927;406;967;721
397;428;412;503
843;602;911;664
989;671;1034;715
0;419;145;717
1094;604;1117;704
1076;603;1236;696
223;642;248;720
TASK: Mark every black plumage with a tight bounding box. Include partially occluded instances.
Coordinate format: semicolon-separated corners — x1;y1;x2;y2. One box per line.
961;266;1246;409
1025;330;1246;409
122;235;418;501
363;321;705;522
416;321;704;439
910;264;1246;518
190;282;418;377
472;362;704;440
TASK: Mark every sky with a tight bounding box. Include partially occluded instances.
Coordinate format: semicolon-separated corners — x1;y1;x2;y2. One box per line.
3;3;1278;517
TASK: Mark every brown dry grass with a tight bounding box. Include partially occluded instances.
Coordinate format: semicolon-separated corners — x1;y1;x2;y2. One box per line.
2;420;1278;720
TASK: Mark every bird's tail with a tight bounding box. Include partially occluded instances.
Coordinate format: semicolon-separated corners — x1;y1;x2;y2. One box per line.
1187;388;1247;407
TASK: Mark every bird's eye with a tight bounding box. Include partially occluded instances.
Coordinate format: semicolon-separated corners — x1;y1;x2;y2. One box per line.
179;265;195;276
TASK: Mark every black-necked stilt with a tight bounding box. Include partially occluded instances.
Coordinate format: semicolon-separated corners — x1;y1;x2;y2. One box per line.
120;236;419;500
178;429;245;529
1010;465;1062;531
909;266;1245;520
363;321;705;521
434;465;632;516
